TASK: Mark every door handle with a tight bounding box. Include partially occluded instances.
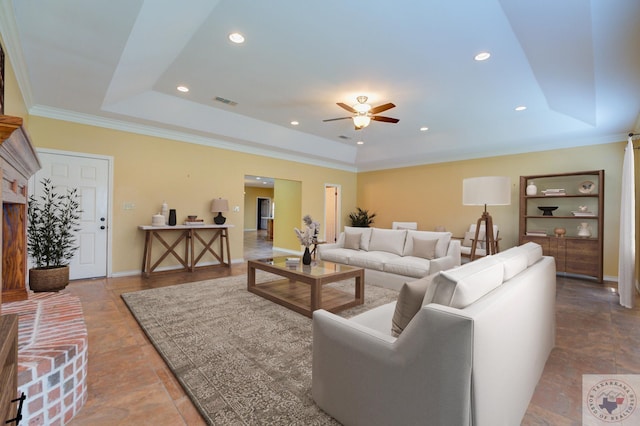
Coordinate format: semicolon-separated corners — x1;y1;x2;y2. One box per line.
100;217;106;221
100;226;106;230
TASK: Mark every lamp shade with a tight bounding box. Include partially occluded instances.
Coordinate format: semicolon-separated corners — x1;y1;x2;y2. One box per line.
210;198;229;213
462;176;511;206
353;115;371;129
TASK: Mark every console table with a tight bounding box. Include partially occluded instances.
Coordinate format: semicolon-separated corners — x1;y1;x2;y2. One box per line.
138;224;233;277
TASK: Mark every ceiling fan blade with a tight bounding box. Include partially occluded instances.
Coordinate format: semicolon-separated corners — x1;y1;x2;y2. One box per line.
371;115;399;123
369;102;395;115
336;102;358;114
323;117;352;122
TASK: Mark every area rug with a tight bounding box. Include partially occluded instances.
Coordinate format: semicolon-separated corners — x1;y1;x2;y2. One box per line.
121;273;399;425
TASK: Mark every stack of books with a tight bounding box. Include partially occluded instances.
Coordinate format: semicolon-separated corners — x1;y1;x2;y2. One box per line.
184;219;205;225
285;257;300;267
571;211;596;217
541;188;566;196
526;230;548;237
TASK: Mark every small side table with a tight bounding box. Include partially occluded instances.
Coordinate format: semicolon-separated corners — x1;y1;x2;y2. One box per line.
138;224;233;277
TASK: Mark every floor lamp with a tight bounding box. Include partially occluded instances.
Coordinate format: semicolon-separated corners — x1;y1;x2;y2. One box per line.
462;176;511;260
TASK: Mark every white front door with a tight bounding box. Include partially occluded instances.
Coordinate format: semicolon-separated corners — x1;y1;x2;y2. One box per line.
30;150;111;279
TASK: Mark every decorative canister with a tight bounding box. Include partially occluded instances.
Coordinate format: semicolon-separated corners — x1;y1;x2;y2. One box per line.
161;201;169;225
168;209;177;226
152;214;165;226
526;181;537;196
577;222;592;237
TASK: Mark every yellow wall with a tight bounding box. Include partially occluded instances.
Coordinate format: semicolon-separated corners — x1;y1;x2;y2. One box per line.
357;143;631;278
273;179;302;251
24;116;357;274
243;186;274;230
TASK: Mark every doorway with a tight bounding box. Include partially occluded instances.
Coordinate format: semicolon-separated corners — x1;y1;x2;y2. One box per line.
29;149;112;279
257;197;271;230
324;184;341;243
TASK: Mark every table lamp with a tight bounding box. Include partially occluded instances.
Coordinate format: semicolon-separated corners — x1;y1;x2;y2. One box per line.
211;198;229;225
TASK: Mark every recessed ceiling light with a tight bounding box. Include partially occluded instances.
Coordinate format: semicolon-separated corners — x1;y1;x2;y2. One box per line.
474;52;491;61
420;126;429;132
515;105;527;111
290;121;299;126
357;141;364;145
177;85;189;93
256;177;262;180
229;32;245;44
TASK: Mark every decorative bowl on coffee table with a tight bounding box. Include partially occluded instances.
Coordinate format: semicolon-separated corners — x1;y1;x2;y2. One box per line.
538;206;558;216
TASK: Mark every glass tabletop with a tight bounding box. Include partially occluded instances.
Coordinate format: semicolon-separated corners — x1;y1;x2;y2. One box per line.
254;256;360;276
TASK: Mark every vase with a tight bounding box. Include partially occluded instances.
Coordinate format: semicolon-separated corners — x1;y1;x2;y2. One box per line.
577;222;592;237
526;181;537;196
302;247;312;265
168;209;177;226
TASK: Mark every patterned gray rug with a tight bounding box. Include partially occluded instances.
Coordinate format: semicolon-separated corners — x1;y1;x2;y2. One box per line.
121;272;399;425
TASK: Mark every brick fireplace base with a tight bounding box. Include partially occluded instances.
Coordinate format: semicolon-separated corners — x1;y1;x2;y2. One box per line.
2;292;88;425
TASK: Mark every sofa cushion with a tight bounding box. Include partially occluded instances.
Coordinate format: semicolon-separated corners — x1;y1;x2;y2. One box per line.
391;274;437;336
492;248;529;281
338;226;373;251
368;228;407;255
348;251;401;272
517;242;543;266
317;248;355;265
383;256;432;278
344;232;361;250
404;231;452;258
423;256;504;309
412;237;437;259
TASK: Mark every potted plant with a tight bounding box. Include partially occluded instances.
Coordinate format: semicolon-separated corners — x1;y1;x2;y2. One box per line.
27;178;81;292
348;207;376;227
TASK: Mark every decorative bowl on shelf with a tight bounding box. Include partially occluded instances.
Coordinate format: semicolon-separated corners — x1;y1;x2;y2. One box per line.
538;206;558;216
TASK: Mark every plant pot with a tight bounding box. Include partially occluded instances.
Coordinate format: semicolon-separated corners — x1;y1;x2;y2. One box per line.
29;266;70;292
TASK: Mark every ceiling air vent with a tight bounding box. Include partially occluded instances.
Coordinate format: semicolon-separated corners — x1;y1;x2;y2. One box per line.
213;96;238;106
338;135;351;140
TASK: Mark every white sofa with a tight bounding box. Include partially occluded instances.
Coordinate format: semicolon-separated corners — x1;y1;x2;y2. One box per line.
317;227;461;290
312;242;556;426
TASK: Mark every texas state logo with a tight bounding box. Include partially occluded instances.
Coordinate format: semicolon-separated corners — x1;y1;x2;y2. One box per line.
584;375;639;425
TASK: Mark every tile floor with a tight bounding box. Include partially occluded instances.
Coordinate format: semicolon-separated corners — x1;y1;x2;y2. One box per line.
58;232;639;425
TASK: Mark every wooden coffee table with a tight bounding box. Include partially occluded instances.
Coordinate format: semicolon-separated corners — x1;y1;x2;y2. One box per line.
247;257;364;318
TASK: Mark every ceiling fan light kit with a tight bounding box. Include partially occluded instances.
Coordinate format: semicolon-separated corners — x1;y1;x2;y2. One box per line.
323;95;399;130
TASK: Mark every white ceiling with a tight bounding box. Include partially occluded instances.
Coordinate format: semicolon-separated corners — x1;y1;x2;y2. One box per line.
1;0;639;172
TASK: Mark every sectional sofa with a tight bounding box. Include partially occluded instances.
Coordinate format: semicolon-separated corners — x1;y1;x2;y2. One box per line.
312;242;556;426
317;226;461;290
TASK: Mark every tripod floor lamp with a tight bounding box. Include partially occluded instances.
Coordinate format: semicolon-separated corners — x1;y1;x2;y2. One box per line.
462;176;511;260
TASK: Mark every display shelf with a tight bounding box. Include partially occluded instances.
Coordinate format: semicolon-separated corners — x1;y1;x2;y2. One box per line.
519;170;604;282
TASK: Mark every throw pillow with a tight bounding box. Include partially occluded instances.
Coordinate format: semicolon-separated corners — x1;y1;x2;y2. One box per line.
412;237;437;259
344;232;361;250
391;274;437;336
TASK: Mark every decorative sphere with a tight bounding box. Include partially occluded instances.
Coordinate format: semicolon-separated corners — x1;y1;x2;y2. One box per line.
554;227;566;237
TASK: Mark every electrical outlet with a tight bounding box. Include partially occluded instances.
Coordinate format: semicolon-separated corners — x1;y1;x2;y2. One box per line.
233;206;240;212
123;202;136;210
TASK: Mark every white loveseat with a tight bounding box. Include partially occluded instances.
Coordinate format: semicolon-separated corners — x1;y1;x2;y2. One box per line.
317;227;461;290
312;242;556;426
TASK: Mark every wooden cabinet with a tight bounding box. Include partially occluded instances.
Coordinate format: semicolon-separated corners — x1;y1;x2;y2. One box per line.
0;115;41;303
519;170;604;282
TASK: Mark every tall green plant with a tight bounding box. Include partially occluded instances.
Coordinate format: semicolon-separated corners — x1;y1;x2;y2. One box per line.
27;178;82;268
348;207;376;227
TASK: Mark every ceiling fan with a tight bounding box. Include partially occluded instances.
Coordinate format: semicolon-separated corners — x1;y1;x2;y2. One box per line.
323;96;399;130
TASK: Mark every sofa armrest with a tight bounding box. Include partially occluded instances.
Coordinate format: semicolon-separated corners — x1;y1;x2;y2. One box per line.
446;238;461;266
429;255;456;273
312;306;473;426
316;242;341;260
